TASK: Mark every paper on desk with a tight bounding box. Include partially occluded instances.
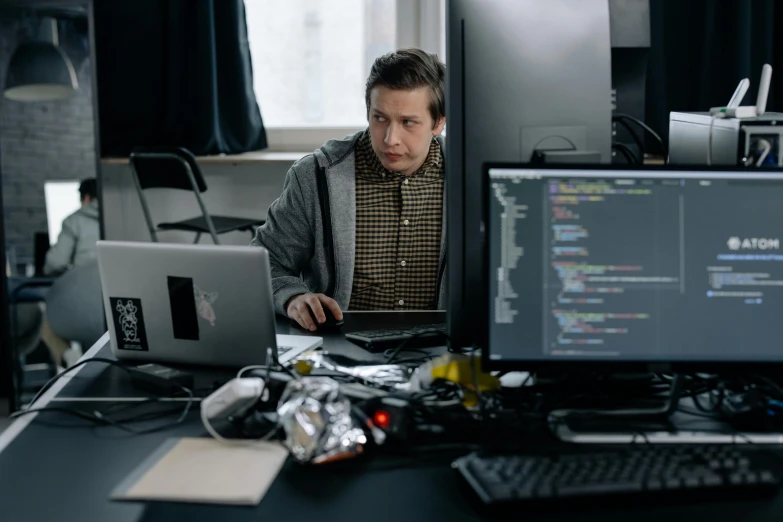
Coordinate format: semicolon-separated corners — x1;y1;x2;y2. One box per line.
111;437;288;506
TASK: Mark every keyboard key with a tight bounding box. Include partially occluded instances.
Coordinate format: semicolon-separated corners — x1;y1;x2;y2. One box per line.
558;481;644;496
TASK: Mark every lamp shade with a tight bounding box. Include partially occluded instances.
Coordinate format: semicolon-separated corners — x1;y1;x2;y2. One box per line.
4;41;78;102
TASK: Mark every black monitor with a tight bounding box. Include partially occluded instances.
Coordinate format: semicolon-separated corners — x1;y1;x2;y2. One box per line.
484;164;783;372
445;0;614;349
33;232;50;277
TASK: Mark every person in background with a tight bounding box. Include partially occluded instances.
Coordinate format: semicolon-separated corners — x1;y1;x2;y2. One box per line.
40;178;101;370
44;178;100;276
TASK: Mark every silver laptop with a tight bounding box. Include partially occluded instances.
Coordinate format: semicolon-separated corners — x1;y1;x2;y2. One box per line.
96;241;322;367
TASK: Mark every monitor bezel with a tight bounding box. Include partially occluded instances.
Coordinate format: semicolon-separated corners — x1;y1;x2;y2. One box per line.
480;161;783;373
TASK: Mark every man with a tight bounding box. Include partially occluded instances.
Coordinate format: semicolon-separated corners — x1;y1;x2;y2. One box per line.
44;178;100;276
252;48;447;331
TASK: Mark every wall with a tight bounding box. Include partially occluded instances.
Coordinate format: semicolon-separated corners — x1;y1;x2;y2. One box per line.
0;17;96;267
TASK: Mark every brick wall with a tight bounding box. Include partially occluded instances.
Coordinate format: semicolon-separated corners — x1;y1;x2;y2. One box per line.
0;17;96;266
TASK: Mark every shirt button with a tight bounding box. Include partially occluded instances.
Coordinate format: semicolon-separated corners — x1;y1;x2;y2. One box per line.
398;299;404;306
400;260;406;266
403;179;409;185
403;219;409;226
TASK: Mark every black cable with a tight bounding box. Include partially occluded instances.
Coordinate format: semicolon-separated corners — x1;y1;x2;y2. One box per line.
613;113;668;159
530;135;578;153
11;358;195;434
612;142;641;164
20;357;132;409
612;118;646;159
385;330;450;364
12;403;195;435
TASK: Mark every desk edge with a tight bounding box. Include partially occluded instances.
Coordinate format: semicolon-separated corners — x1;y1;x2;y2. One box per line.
0;332;110;455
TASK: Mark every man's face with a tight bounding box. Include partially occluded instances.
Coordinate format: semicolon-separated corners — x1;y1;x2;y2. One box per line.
368;85;446;176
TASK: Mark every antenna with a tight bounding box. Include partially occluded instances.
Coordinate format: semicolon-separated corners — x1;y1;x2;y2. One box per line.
727;78;750;108
756;64;773;116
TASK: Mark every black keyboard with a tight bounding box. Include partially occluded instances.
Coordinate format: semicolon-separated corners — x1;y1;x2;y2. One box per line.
345;323;446;352
454;446;780;507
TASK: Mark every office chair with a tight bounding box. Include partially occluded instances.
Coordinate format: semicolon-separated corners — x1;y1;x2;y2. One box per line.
129;147;265;244
46;259;104;349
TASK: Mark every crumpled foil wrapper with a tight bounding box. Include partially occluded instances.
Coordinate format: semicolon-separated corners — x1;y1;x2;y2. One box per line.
277;377;368;464
293;351;413;390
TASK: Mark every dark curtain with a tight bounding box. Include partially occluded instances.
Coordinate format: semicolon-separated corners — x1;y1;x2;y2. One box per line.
94;0;267;157
646;0;783;143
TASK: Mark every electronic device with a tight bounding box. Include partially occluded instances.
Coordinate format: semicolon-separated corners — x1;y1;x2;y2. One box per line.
446;0;613;350
306;307;344;332
672;64;780;167
44;180;81;246
454;445;780;507
345;323;446;352
126;362;195;394
709;65;773;119
201;377;264;421
483;165;783;371
758;64;773;116
97;241;322;367
670;111;783;167
728;78;751;109
33;231;50;277
609;0;651;162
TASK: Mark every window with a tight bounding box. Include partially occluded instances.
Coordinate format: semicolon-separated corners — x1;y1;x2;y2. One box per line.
244;0;445;149
245;0;396;129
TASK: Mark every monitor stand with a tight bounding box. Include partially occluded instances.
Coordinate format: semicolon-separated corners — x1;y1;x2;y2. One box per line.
550;375;783;445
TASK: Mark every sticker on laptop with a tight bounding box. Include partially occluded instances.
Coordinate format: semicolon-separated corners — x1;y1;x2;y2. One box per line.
110;297;149;351
193;284;218;326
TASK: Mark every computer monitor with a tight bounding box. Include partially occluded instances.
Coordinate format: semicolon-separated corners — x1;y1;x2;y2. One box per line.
445;0;614;349
44;180;81;245
484;164;783;371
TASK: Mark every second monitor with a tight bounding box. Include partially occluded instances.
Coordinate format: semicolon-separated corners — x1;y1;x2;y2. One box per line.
485;165;783;370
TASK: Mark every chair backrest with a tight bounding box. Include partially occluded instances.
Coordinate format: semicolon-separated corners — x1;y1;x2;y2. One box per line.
129;147;208;193
45;259;105;348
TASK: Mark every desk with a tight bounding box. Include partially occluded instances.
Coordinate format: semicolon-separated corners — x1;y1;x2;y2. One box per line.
0;312;782;522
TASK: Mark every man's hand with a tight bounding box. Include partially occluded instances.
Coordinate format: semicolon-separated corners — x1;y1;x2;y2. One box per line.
286;293;343;332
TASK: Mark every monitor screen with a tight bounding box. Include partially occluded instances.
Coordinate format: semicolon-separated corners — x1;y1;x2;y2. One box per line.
487;166;783;364
44;181;81;246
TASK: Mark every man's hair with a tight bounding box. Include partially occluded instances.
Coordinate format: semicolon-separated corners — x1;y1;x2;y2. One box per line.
365;48;446;126
79;178;97;201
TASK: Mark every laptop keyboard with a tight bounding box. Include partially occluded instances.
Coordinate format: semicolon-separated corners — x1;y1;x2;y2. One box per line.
278;345;294;355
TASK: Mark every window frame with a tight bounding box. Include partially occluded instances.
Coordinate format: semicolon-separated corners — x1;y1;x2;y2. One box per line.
257;0;446;152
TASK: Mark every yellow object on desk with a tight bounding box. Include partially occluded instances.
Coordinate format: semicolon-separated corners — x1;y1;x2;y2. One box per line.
416;353;501;407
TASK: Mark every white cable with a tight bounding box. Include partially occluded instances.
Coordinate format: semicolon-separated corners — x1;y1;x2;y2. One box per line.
756;139;772;167
200;379;279;446
200;402;279;446
237;365;270;378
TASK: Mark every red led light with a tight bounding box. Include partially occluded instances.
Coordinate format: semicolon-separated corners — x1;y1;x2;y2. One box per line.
373;410;391;429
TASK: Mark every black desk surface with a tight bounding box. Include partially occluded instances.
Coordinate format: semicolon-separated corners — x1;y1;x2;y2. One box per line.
1;312;782;522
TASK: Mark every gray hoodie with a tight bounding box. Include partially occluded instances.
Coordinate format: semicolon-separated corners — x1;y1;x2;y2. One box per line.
44;200;100;276
252;130;447;316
